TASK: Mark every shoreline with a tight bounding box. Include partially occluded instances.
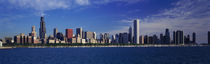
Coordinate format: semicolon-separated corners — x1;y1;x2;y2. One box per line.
1;45;209;49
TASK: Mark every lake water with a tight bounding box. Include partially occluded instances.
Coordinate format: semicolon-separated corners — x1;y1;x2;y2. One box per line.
0;46;210;64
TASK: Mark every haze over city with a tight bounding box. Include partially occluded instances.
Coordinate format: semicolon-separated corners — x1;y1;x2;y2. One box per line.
0;0;210;43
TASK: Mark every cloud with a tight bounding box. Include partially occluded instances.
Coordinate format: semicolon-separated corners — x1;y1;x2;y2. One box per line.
76;0;90;5
112;0;210;43
8;0;70;12
5;0;144;15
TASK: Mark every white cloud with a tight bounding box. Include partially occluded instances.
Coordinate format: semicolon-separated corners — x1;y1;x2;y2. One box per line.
112;0;210;43
8;0;70;12
76;0;90;5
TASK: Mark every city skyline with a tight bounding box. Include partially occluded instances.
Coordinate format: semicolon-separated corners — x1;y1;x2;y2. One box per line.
0;0;210;43
2;16;198;45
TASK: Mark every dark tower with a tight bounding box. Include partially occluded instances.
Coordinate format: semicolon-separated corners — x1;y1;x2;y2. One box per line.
164;28;170;44
173;31;176;44
39;16;46;43
208;31;210;45
192;32;196;44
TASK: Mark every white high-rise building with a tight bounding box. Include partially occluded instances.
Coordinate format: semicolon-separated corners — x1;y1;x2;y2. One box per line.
0;41;2;47
134;19;140;44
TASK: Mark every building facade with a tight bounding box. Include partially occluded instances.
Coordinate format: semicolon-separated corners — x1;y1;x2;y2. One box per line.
133;19;140;44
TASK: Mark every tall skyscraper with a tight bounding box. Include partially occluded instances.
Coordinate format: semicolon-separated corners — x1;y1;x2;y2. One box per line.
164;28;170;44
128;26;133;43
173;31;176;44
208;31;210;45
76;28;83;38
93;32;97;39
66;29;73;39
175;30;184;44
192;32;196;44
133;19;140;44
39;16;46;43
54;28;58;38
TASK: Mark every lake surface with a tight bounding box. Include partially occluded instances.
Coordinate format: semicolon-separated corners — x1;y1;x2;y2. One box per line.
0;46;210;64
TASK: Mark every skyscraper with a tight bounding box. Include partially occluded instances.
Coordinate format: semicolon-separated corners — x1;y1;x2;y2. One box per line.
164;28;170;44
139;35;144;44
66;29;73;39
173;31;176;44
54;28;58;38
111;35;116;43
93;32;97;39
76;28;83;38
133;19;140;44
30;26;36;37
160;34;164;44
128;26;133;43
208;31;210;45
175;30;184;44
144;35;148;44
39;16;46;43
192;32;196;44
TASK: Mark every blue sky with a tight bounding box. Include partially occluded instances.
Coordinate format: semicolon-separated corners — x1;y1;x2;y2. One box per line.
0;0;210;43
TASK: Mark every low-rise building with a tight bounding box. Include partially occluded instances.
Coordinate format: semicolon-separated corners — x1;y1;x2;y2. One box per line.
0;41;2;47
81;39;86;44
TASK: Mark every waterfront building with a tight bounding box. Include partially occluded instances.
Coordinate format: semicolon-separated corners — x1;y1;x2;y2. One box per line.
133;19;140;44
57;32;65;41
175;30;184;44
129;26;133;43
164;28;170;44
115;34;119;43
29;26;36;37
76;28;83;38
144;35;148;44
111;35;116;43
148;36;153;44
184;35;190;44
14;35;21;44
118;33;123;43
5;37;13;44
0;41;2;47
54;28;58;38
153;35;158;44
81;39;86;44
99;33;110;43
208;31;210;45
93;32;97;39
39;16;47;43
173;31;176;44
66;29;73;39
192;32;196;44
122;33;129;43
104;33;110;43
139;35;144;44
160;34;164;44
48;35;55;44
27;36;33;43
76;36;81;43
85;31;94;39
